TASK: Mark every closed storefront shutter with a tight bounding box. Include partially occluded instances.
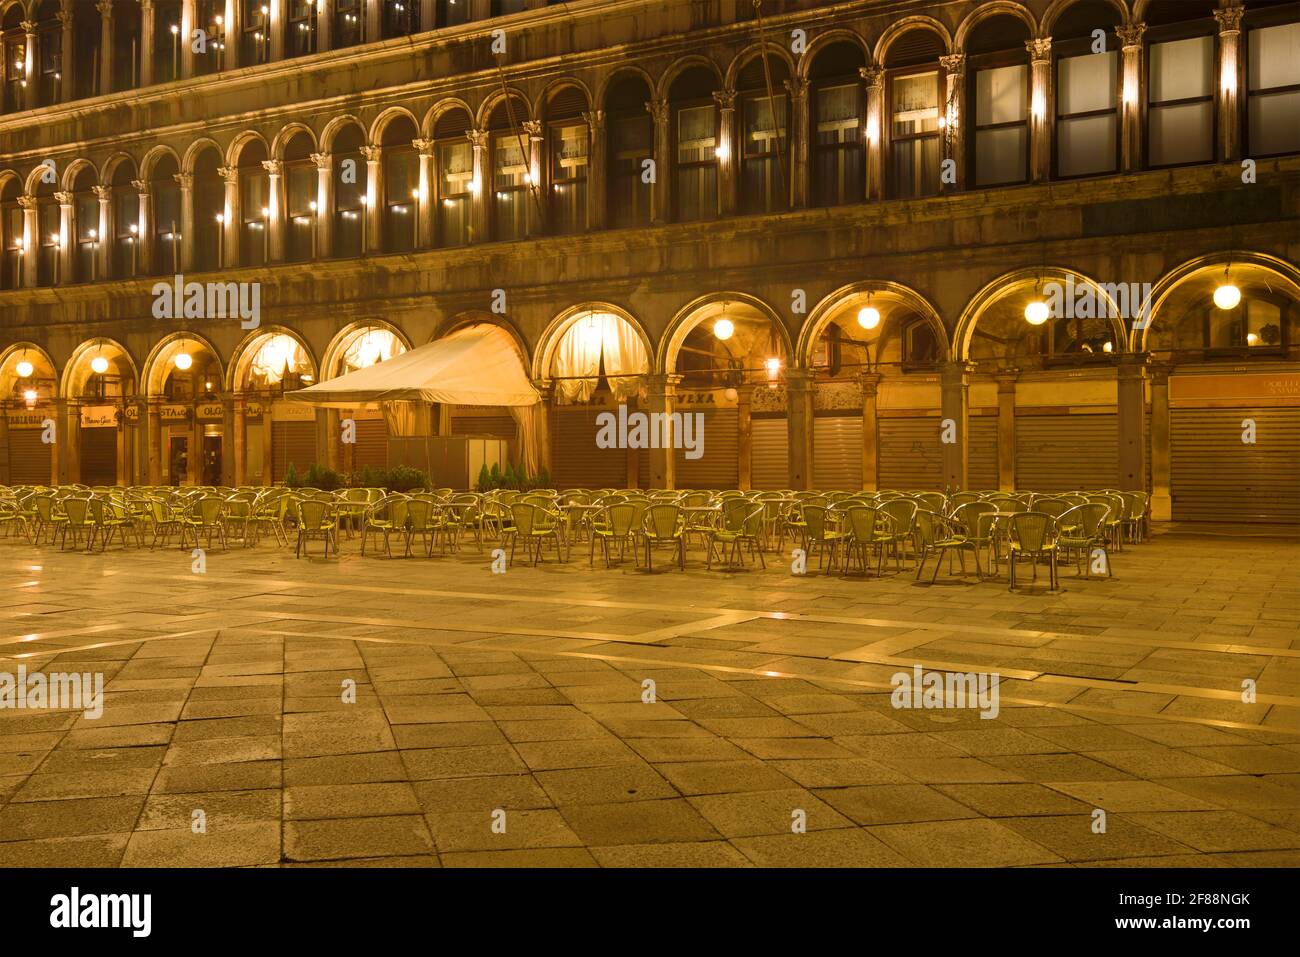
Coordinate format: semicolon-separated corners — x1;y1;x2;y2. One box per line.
967;415;999;491
7;430;50;485
552;407;626;489
675;408;738;489
1015;413;1118;492
751;416;789;490
813;415;862;491
878;416;944;490
451;409;517;466
352;417;388;471
1171;408;1300;523
80;428;118;486
272;421;316;483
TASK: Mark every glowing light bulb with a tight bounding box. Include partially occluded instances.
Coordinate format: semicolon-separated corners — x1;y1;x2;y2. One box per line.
16;360;34;378
1213;284;1241;310
713;318;734;341
765;357;782;376
174;352;193;370
24;389;38;407
857;306;880;330
91;356;109;374
1025;300;1050;325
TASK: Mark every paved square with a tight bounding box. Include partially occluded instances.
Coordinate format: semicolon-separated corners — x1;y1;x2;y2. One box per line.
2;525;1298;867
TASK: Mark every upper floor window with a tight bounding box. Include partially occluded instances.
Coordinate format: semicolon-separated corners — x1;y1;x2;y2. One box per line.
288;0;318;58
335;0;364;49
812;80;863;206
549;120;588;234
112;1;142;92
971;62;1028;186
888;70;941;198
605;76;653;228
438;0;470;28
1;183;21;289
383;139;418;253
1055;43;1118;177
1247;20;1300;157
36;1;61;104
284;139;317;261
2;21;24;114
1204;296;1288;354
111;171;139;278
192;153;224;271
153;0;183;83
383;0;419;38
740;90;788;214
492;130;529;242
332;128;366;258
242;1;270;66
437;136;471;247
1147;33;1214;167
193;0;226;75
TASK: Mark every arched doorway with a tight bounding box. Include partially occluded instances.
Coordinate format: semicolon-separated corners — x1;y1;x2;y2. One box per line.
320;322;410;478
61;338;139;487
143;334;225;486
0;344;58;485
229;329;317;484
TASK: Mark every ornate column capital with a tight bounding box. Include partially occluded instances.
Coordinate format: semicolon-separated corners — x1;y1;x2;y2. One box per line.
96;0;113;18
711;88;737;111
1117;22;1146;50
858;66;884;90
20;19;35;34
172;171;194;189
17;194;37;210
53;190;73;205
582;109;605;131
1214;5;1244;35
467;128;490;149
360;145;382;162
522;119;543;140
858;371;882;397
783;77;808;99
92;184;113;201
1025;37;1052;63
939;53;965;76
411;138;434;155
131;178;149;194
56;10;73;28
217;165;239;184
260;159;283;176
310;152;331;169
645;98;669;124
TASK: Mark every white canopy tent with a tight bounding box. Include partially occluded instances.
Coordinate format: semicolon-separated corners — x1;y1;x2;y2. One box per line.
287;323;542;474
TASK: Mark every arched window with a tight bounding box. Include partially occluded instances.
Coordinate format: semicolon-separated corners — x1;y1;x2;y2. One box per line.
332;124;366;258
1;7;25;114
1246;7;1300;157
546;86;589;234
111;162;139;278
383;0;419;38
151;154;181;274
1053;1;1122;179
153;0;183;83
670;67;718;222
1144;1;1217;169
284;133;316;261
737;55;791;215
604;75;653;228
35;179;58;286
288;0;318;57
1;178;21;289
35;0;60;104
112;1;142;92
489;97;530;242
193;0;226;76
192;149;223;270
241;0;269;66
966;15;1031;187
381;116;418;253
72;168;101;282
335;0;364;48
238;140;269;267
433;108;472;248
1203;294;1289;355
884;28;944;199
809;42;865;207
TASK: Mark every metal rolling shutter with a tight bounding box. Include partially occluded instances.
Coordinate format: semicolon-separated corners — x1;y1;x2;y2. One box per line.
352;418;388;471
451;412;516;438
552;407;626;489
80;428;117;486
1015;413;1118;492
1171;408;1300;523
813;415;862;491
967;415;999;492
878;416;944;490
637;443;651;489
751;416;789;490
272;421;317;483
675;408;738;489
7;430;50;485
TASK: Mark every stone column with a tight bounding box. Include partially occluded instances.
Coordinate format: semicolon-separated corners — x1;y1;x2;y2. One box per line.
219;165;239;266
97;0;114;94
646;98;670;223
1026;38;1052;183
58;399;80;484
1148;362;1171;521
361;145;382;253
147;398;162;485
94;185;113;279
173;171;194;271
785;77;809;209
311;152;332;258
365;0;380;42
859;67;884;201
1214;5;1244;163
1117;353;1149;492
140;0;156;86
643;374;680;490
221;394;235;486
737;385;753;490
467;129;489;243
180;0;195;79
133;179;152;275
22;19;37;110
233;393;248;485
1119;23;1146;172
860;372;881;491
314;408;330;471
19;196;38;287
583;109;606;230
523;120;545;237
324;408;340;472
939;53;966;191
317;0;333;51
413;138;434;248
224;0;240;69
55;191;73;285
0;401;8;485
58;6;74;102
262;160;284;262
531;379;554;475
940;361;971;491
116;404;129;485
269;0;284;61
785;369;815;490
996;369;1018;492
713;89;737;217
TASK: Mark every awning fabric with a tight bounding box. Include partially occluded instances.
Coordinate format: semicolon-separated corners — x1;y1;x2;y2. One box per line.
286;324;539;409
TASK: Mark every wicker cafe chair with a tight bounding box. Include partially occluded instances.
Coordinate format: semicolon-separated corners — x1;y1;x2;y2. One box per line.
1006;511;1059;592
31;495;67;545
361;494;409;558
913;509;976;583
403;497;445;558
841;505;892;577
589;502;637;568
949;501;999;578
1119;490;1148;544
222;496;258;547
295;497;338;558
705;502;766;571
58;497;94;550
0;495;32;542
146;498;183;549
638;503;686;571
88;496;138;551
799;504;845;573
180;496;228;551
876;498;918;570
509;501;567;566
1057;503;1113;578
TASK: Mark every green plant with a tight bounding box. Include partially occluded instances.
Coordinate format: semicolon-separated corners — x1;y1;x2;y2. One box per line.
384;464;429;493
284;463;301;488
476;463;492;492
